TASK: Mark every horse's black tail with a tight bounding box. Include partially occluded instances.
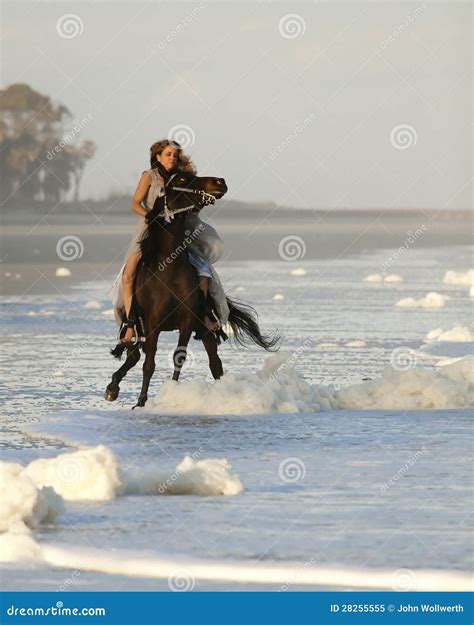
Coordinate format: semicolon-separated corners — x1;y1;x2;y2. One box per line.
110;343;127;360
226;297;280;351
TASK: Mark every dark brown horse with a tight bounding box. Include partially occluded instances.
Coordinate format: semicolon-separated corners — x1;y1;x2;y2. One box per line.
105;168;279;408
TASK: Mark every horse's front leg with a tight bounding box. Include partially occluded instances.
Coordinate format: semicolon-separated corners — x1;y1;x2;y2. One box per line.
105;344;141;401
135;329;159;408
172;325;193;381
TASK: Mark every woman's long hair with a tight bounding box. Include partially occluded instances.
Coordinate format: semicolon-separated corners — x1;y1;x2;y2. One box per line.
149;139;196;174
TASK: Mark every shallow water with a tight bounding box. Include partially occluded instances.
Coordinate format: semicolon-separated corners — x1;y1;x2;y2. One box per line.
1;245;472;590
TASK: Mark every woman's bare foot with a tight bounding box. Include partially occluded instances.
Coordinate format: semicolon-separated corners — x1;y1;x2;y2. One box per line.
204;313;220;332
120;326;136;344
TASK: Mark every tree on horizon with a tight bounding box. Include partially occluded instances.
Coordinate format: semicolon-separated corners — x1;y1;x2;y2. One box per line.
0;83;96;204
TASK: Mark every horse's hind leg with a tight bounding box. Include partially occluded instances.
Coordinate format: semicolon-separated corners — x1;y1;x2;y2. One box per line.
202;335;223;380
104;344;141;401
172;326;193;381
135;329;160;408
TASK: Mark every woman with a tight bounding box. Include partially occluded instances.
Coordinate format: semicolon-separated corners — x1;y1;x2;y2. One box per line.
107;139;229;344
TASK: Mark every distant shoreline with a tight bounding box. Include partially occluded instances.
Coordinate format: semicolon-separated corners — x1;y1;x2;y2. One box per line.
1;197;472;225
1;202;471;296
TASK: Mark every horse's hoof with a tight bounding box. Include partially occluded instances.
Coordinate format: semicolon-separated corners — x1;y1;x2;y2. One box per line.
132;398;146;409
104;386;119;401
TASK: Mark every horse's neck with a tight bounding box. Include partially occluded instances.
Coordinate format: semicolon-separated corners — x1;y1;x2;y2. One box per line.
153;221;187;261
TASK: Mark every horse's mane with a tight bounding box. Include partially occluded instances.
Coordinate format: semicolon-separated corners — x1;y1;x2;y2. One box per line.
139;197;164;266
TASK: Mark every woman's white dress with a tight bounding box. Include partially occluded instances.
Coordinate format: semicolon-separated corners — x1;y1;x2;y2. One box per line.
107;168;230;326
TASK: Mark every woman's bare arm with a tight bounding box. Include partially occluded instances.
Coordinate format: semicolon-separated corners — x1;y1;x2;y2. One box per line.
131;171;151;217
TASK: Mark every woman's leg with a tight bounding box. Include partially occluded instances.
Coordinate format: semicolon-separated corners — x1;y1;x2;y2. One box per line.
122;252;141;341
198;275;220;332
185;247;221;332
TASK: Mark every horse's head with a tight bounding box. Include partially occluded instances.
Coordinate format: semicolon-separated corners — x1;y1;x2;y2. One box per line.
141;170;228;261
166;170;227;208
172;171;228;200
154;170;226;214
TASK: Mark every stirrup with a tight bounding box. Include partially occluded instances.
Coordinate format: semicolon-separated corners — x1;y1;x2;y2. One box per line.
192;308;219;341
119;318;138;346
207;308;221;330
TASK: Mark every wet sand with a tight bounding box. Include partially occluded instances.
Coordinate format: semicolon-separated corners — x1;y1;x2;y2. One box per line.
1;207;471;295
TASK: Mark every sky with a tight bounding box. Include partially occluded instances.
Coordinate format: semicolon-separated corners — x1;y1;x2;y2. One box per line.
3;0;472;209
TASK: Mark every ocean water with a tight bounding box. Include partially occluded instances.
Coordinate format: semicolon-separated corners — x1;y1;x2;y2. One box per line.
0;244;472;591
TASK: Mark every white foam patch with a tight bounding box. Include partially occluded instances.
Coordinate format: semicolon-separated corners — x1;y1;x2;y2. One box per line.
24;446;121;502
16;446;242;502
147;354;473;413
443;269;474;286
337;357;474;410
27;310;55;318
364;274;403;283
0;527;43;563
0;452;242;560
364;273;383;282
396;292;448;309
147;352;339;415
83;300;102;310
426;324;473;342
345;340;366;347
273;293;284;301
470;286;474;298
290;267;306;276
0;462;64;532
4;539;471;591
123;457;243;497
55;267;71;277
383;274;403;283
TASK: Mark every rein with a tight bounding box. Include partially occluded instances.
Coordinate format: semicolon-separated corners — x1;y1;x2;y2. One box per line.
152;162;216;222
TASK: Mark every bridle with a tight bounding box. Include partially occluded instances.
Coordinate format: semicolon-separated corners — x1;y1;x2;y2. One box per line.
153;162;217;223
